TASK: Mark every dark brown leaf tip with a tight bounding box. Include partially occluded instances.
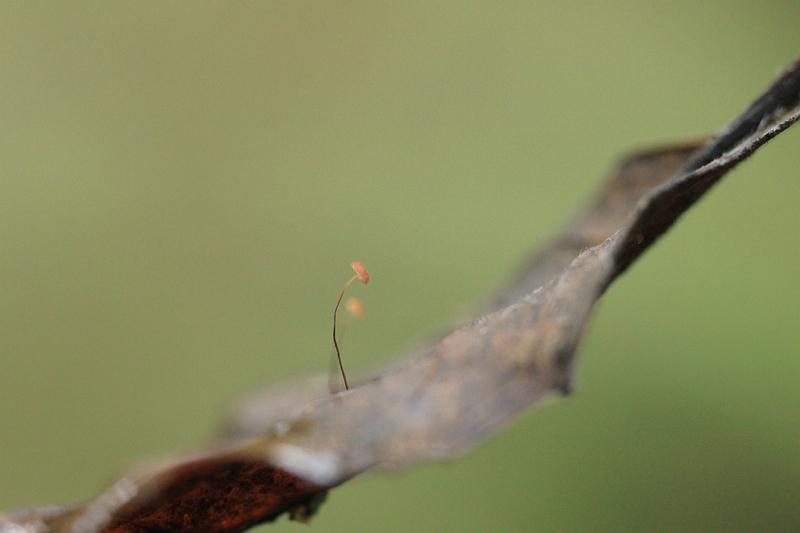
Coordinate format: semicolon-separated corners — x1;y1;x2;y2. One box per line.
99;458;327;533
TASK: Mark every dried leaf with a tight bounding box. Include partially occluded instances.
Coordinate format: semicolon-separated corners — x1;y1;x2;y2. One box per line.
3;54;799;533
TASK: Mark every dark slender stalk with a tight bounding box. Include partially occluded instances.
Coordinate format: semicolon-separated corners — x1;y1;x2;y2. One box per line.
332;276;357;390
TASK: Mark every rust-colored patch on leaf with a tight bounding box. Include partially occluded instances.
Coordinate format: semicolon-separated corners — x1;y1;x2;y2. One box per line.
101;459;326;533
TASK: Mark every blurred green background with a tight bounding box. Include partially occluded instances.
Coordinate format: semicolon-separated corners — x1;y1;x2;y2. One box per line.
2;2;799;531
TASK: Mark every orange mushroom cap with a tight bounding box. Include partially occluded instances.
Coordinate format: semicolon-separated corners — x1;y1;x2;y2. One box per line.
350;261;369;284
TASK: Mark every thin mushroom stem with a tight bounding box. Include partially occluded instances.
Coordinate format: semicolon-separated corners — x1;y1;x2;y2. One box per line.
332;262;369;390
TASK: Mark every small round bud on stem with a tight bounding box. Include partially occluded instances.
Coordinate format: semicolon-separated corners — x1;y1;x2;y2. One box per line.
345;297;365;318
333;262;371;390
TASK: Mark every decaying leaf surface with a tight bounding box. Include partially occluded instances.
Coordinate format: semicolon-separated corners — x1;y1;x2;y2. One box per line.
2;54;799;533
